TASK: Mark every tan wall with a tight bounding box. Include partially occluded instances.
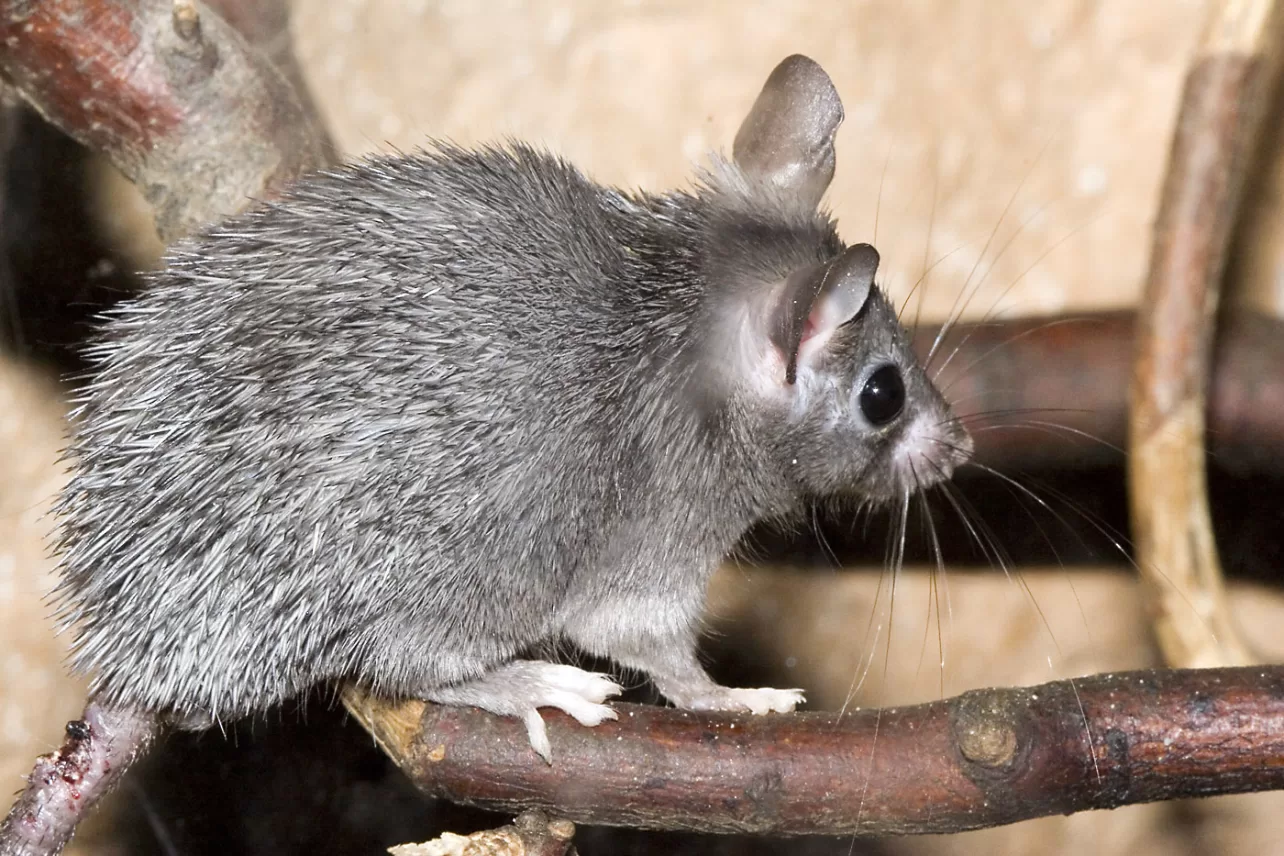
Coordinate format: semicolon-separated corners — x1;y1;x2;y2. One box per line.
292;0;1209;321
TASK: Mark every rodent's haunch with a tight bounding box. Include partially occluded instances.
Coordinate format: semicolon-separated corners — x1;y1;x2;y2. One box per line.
52;54;970;763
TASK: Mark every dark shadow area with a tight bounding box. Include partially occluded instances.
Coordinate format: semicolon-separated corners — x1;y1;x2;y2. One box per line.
0;104;141;376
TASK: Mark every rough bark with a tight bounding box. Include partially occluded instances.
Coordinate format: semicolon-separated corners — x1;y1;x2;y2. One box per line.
1127;0;1284;668
0;0;332;245
344;666;1284;837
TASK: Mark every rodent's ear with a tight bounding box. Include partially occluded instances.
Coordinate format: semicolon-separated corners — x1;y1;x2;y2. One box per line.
733;54;844;211
770;243;879;385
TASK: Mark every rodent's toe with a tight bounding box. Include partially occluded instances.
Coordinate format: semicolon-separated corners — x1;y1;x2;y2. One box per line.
524;662;622;702
523;709;553;764
552;694;618;727
759;687;806;713
725;686;805;714
679;686;806;715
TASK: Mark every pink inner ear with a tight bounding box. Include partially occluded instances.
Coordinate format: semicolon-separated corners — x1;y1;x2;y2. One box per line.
800;313;818;344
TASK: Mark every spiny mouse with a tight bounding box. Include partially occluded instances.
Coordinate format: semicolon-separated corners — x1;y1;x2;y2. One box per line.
2;53;970;854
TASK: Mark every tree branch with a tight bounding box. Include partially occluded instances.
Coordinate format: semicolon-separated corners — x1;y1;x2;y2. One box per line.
389;810;577;856
1127;0;1284;668
0;0;332;244
342;665;1284;837
0;3;333;852
919;307;1284;475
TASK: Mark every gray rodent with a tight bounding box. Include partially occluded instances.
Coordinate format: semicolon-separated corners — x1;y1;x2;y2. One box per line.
49;54;971;771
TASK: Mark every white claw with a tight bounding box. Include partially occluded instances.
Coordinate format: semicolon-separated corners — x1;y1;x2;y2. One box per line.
553;692;619;727
524;709;553;764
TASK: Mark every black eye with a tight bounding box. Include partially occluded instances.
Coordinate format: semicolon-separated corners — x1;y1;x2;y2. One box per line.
859;364;905;426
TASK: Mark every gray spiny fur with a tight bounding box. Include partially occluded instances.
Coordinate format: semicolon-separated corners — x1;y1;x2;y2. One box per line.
48;55;971;731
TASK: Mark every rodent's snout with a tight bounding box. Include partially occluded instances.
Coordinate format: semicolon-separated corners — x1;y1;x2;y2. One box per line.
942;425;974;477
892;410;973;489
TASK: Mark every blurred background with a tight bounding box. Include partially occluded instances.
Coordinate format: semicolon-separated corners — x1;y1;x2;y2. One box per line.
5;0;1284;853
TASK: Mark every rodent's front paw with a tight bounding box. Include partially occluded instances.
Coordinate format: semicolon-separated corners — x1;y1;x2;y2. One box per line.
680;686;805;715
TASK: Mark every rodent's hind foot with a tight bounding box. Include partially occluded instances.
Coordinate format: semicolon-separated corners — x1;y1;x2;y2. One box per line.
423;660;622;764
671;685;805;715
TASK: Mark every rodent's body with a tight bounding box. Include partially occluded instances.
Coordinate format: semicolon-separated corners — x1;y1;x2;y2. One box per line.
49;55;970;750
56;144;827;721
0;54;974;856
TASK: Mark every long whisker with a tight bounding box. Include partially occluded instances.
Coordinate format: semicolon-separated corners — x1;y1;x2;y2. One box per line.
932;211;1101;382
909;465;948;695
811;502;842;570
932;459;1104;786
935;469;1066;662
840;511;891;718
936;437;1116;552
965;420;1128;458
932;196;1056;362
1067;675;1102;784
936;476;1002;570
873;145;891;246
933;472;1115;796
922;488;954;695
959;452;1096;646
964;458;1132;555
959;457;1216;647
925;139;1050;367
913;497;937;683
936;316;1110;394
898;244;966;322
837;497;895;723
856;489;909;831
908;150;942;338
950;405;1100;423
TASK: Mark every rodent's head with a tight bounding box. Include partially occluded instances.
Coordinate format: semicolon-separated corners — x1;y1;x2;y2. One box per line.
697;54;972;504
750;254;973;503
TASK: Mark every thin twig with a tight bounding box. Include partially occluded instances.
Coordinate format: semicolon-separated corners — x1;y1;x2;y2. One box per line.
1127;0;1284;668
0;705;156;856
389;810;577;856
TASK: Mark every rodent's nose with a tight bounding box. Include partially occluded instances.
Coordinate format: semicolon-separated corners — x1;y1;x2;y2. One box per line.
950;428;975;470
893;412;973;489
926;421;973;483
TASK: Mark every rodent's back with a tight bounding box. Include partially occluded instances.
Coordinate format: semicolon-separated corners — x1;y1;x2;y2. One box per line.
54;144;679;721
